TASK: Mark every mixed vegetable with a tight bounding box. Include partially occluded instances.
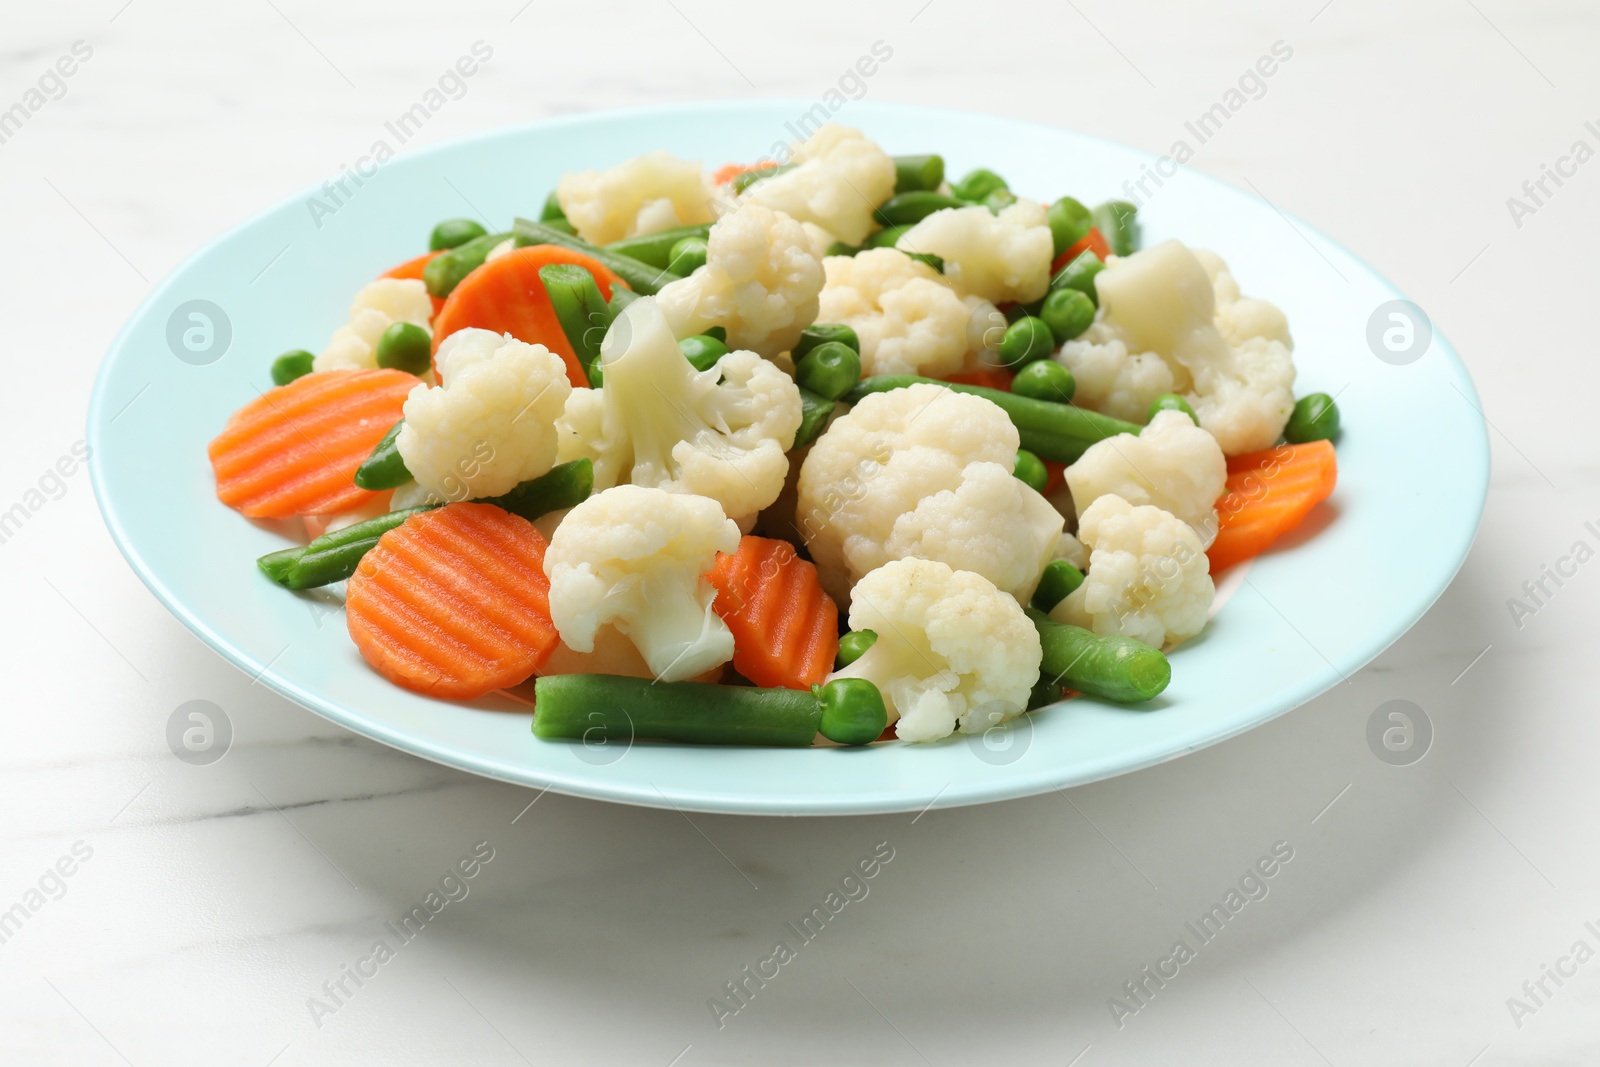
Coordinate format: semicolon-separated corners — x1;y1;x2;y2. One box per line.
207;123;1341;751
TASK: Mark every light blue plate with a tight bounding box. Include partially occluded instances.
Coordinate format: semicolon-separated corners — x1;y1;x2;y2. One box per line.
88;101;1488;815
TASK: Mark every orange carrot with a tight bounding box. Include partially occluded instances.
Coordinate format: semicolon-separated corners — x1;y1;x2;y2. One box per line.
208;369;414;519
429;245;627;388
346;502;560;699
1041;458;1066;497
1207;441;1338;573
1050;227;1113;274
943;364;1015;391
382;251;445;317
712;161;772;185
706;536;839;690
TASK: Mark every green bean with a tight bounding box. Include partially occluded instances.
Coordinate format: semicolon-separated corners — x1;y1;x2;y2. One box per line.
539;263;612;386
256;546;303;585
667;235;709;276
1148;393;1199;425
1010;360;1076;404
1285;393;1340;443
608;286;640;315
950;168;1008;203
703;325;726;343
824;240;860;257
874;191;964;227
479;459;594;522
1046;197;1094;258
892;154;944;194
1030;560;1084;613
532;674;822;746
258;505;436;589
865;224;912;249
982;187;1018;213
835;629;877;668
816;678;888;746
513;218;681;295
843;375;1139;463
604;223;713;269
423;231;511;299
353;420;411;490
793;323;860;361
998;316;1056;368
375;322;433;375
1028;608;1170;703
732;163;796;194
543;218;577;236
1040;288;1095;344
1092;200;1140;256
270;350;315;386
795;341;861;401
429;218;488;252
793;387;838;450
1013;449;1048;493
679;334;729;372
905;252;945;273
1049;250;1105;306
540;191;566;222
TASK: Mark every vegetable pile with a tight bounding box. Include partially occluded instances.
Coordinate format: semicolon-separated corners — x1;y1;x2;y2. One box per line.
209;124;1342;751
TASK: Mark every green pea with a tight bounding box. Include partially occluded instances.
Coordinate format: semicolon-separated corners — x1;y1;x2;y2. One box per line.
1011;360;1076;404
1030;559;1085;613
1047;197;1094;258
1040;288;1095;344
667;235;708;276
1285;392;1340;443
795;341;861;401
679;334;729;372
950;168;1008;203
793;323;860;361
835;629;877;669
1148;393;1199;425
429;218;488;252
1050;250;1105;306
270;349;315;386
1013;449;1048;493
703;325;727;343
374;322;432;375
998;316;1056;368
816;678;888;746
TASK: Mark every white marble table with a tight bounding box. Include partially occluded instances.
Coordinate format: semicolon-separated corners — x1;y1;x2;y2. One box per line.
3;1;1596;1062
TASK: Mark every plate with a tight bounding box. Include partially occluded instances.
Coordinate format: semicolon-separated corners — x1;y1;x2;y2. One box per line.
88;101;1488;815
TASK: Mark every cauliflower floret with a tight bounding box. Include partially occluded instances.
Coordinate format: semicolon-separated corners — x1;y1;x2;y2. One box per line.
544;485;739;681
739;124;896;246
395;329;572;501
897;200;1053;305
555;296;801;524
1051;494;1214;649
1057;240;1295;454
816;248;999;377
1053;532;1088;571
796;384;1061;606
831;558;1041;742
556;151;716;246
314;279;433;372
1066;409;1227;546
655;202;824;358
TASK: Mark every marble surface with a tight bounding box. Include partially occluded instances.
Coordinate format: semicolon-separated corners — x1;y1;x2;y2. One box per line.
3;0;1598;1063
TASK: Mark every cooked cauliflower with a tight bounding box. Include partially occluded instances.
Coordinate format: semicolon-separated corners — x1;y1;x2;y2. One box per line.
655;202;824;358
1053;532;1088;571
556;151;716;246
796;384;1062;606
1058;240;1296;454
314;279;433;372
543;485;739;682
1051;494;1214;649
1066;409;1227;546
831;558;1041;742
897;200;1053;305
556;296;801;524
739;124;896;246
396;329;572;500
816;248;999;377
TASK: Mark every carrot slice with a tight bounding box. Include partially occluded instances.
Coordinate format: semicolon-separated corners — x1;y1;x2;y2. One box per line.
429;244;627;388
208;369;415;519
1207;441;1337;573
943;364;1015;391
382;251;445;317
346;502;560;699
706;536;839;690
1050;227;1114;274
712;161;771;185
